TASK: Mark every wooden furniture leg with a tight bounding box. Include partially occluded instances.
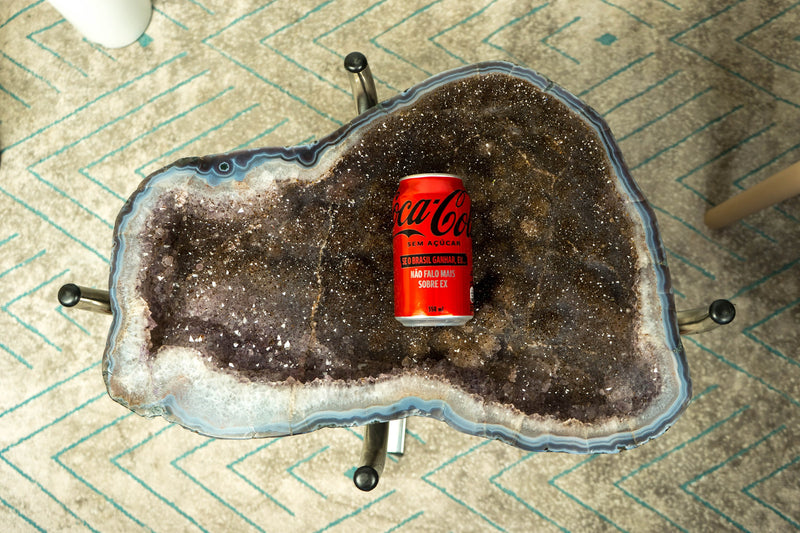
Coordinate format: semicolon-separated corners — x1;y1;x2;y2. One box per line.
705;160;800;229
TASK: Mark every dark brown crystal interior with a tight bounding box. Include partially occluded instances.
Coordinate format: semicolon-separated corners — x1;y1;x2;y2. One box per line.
137;73;659;423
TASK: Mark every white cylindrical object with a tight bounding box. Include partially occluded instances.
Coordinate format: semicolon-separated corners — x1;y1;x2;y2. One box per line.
48;0;152;49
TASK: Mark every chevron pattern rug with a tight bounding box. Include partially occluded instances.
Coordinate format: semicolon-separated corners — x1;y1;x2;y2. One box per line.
1;1;799;531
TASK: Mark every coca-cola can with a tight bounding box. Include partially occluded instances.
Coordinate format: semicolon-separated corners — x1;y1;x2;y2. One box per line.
393;173;473;326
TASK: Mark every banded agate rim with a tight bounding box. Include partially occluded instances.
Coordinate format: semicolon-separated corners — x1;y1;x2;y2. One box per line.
104;61;689;454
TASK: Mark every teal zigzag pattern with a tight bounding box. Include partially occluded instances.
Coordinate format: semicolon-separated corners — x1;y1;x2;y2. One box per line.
1;0;798;530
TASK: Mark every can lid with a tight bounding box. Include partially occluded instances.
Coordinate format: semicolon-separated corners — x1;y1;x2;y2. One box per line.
399;173;463;182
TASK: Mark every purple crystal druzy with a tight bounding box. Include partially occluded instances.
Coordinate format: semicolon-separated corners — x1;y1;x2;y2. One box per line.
105;62;687;453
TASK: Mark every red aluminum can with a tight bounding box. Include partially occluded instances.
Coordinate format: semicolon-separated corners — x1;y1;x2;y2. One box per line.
393;174;473;326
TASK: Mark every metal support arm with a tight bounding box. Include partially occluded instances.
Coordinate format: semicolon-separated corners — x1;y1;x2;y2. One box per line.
677;299;735;335
56;52;737;493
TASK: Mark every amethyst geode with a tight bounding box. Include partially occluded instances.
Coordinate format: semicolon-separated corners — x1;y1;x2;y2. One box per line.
105;62;688;453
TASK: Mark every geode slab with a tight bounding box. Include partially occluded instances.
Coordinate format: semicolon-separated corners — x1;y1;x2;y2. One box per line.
105;62;688;453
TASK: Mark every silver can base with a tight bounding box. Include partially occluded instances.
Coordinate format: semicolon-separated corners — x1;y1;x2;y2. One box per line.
395;315;472;327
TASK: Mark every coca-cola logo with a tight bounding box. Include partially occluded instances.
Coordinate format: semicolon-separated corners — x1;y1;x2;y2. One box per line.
393;189;471;238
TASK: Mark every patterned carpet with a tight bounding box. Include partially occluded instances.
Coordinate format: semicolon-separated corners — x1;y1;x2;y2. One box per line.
1;0;799;531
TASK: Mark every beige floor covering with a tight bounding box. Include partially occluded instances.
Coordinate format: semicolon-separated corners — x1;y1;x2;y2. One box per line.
1;0;799;531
